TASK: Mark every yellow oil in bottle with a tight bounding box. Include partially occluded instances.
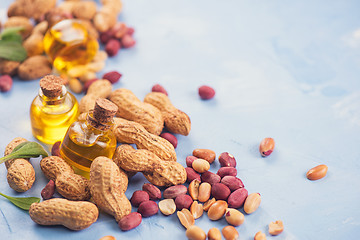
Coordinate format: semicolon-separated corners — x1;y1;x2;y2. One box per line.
43;19;98;74
30;85;79;145
60;111;117;178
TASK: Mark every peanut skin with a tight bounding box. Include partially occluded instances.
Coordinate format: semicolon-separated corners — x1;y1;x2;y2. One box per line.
4;137;35;192
109;88;164;135
113;144;186;186
113;117;176;162
144;92;191;136
40;156;90;201
29;198;98;230
89;156;131;222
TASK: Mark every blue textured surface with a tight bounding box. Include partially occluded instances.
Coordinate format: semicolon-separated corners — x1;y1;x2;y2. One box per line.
1;0;360;239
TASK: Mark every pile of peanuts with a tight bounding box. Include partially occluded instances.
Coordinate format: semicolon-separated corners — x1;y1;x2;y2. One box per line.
121;145;284;240
0;0;135;93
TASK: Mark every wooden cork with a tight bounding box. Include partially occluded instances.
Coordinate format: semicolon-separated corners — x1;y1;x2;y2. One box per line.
93;98;118;124
40;75;63;98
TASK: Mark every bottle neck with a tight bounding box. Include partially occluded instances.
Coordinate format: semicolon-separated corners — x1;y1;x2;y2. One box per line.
86;110;114;131
39;85;67;105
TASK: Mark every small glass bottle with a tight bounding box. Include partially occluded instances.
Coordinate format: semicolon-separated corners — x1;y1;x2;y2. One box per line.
43;19;99;74
60;98;118;178
30;75;79;144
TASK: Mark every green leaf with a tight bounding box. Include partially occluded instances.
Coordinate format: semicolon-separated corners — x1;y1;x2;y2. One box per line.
0;27;25;39
0;41;27;61
0;192;40;210
1;33;22;43
0;141;48;164
11;141;29;152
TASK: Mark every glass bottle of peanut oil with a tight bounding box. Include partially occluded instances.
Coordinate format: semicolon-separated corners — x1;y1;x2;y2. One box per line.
43;19;98;74
60;98;118;178
30;75;79;144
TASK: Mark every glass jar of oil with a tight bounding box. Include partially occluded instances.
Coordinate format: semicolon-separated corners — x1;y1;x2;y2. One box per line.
30;75;79;144
43;19;99;74
60;98;118;178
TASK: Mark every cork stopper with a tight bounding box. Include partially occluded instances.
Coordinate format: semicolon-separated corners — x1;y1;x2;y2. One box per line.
40;75;63;98
93;98;118;124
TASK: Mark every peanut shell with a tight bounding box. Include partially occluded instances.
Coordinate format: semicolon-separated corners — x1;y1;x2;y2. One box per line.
89;156;131;222
29;198;98;230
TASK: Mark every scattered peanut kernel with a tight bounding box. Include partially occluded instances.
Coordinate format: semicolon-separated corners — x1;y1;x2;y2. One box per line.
208;200;228;221
105;39;121;57
103;71;122;84
222;225;239;240
177;208;195;229
99;236;116;240
254;231;266;240
225;208;244;226
151;84;168;96
190;201;203;219
160;132;178;148
198;85;215;100
0;75;13;92
51;141;61;157
203;198;216;211
259;137;275;157
198;182;211;203
208;227;222;240
244;193;261;214
192;159;210;173
306;164;328;180
188;179;201;201
269;220;284;236
186;225;206;240
159;199;176;216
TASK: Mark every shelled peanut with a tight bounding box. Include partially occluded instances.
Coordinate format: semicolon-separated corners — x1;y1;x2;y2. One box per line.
254;231;267;240
185;225;206;240
40;156;90;201
222;226;239;240
259;137;275;157
306;164;328;180
118;212;142;231
3;137;35;192
269;220;284;236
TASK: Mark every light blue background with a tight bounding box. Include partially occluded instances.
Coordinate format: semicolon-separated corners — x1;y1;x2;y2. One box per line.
1;0;360;239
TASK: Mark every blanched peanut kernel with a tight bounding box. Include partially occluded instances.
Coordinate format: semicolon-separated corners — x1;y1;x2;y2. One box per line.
198;182;211;202
225;208;244;226
306;164;328;180
159;199;176;216
192;159;210;173
189;179;200;200
177;208;194;229
190;201;203;219
208;227;222;240
186;225;206;240
254;231;266;240
99;236;116;240
208;200;228;220
269;220;284;236
244;193;261;214
203;198;216;211
222;225;239;240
